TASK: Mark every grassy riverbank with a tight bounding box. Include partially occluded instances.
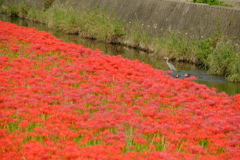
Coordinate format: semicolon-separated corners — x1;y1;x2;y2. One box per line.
1;1;240;82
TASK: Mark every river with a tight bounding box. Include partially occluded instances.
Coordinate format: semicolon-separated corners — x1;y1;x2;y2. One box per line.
0;15;239;96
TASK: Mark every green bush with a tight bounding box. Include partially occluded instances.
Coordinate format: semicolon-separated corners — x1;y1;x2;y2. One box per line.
44;5;124;41
6;5;18;17
44;0;55;11
26;7;45;22
226;48;240;82
193;0;233;7
18;2;30;18
0;0;4;6
2;1;30;18
194;35;222;67
207;41;233;75
45;5;79;33
79;7;124;42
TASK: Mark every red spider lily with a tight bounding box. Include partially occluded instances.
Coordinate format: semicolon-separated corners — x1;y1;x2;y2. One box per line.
0;20;240;159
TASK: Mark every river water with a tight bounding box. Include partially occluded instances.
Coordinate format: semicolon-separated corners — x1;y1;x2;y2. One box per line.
1;15;239;96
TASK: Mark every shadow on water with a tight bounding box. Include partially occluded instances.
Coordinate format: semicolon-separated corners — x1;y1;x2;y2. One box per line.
1;15;239;96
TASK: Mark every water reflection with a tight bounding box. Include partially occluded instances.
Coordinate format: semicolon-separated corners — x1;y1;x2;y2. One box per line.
0;15;239;96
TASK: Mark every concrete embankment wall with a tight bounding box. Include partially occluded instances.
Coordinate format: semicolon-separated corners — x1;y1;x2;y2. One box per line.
54;0;240;40
3;0;240;41
2;0;44;10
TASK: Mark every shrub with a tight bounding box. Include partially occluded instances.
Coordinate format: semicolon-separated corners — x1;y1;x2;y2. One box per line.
193;0;233;7
44;0;55;11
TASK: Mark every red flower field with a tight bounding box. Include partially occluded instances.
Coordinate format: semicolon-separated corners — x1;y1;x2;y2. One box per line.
0;21;240;159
